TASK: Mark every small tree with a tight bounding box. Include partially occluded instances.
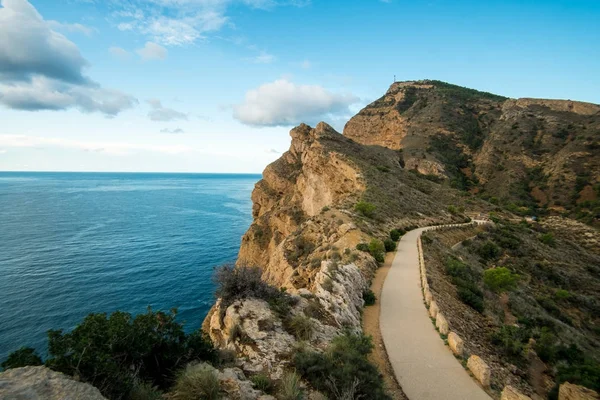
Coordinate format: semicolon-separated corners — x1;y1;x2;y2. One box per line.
354;201;376;218
383;238;397;252
389;229;402;241
484;267;519;293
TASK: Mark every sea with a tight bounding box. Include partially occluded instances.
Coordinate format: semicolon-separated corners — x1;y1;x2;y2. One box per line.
0;172;260;362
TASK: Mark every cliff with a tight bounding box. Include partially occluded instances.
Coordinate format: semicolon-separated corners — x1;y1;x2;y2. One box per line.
344;80;600;225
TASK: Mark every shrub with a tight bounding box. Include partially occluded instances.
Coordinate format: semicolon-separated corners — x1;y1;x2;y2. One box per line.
251;373;275;394
457;287;484;312
322;277;334;292
477;241;501;261
356;243;369;252
554;289;571;301
368;239;386;263
279;371;303;400
539;232;556;247
286;315;314;341
491;325;528;358
383;238;397;252
484;267;519;293
389;229;402;241
363;290;376;306
214;265;296;316
321;206;330;212
1;347;42;371
535;328;559;363
293;333;389;400
172;364;221;400
44;309;216;400
354;201;377;218
447;205;458;215
557;360;600;393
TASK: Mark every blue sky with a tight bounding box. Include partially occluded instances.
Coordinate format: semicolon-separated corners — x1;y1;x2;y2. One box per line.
0;0;598;172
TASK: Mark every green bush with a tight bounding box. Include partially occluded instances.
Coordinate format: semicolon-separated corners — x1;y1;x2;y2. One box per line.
251;373;275;394
368;239;386;263
539;232;556;247
214;265;296;316
286;315;314;341
483;267;519;293
363;290;376;306
293;333;389;400
447;205;458;215
477;241;501;261
356;243;369;252
172;364;221;400
389;229;402;241
491;325;528;358
278;371;303;400
383;238;397;252
43;309;216;400
354;201;377;218
1;347;42;371
129;381;163;400
457;287;484;312
554;289;571;301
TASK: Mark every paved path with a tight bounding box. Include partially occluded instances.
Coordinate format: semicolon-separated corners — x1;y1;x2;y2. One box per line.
380;224;491;400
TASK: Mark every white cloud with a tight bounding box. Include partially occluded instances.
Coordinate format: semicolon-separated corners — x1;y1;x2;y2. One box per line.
111;0;308;46
246;51;275;64
232;79;359;127
147;99;188;121
0;76;138;115
0;0;137;116
47;20;97;36
0;134;191;156
136;42;168;60
109;46;131;60
160;128;185;134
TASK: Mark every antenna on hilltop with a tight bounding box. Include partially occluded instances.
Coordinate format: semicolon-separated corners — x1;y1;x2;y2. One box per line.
394;75;396;83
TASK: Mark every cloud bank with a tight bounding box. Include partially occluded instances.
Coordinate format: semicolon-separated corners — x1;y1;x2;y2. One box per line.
0;0;137;116
233;79;359;127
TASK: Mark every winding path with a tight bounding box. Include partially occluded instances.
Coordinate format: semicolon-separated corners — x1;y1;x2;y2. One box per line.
380;224;491;400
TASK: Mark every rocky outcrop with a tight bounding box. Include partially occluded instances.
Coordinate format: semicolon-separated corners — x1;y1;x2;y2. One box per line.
558;382;600;400
0;366;107;400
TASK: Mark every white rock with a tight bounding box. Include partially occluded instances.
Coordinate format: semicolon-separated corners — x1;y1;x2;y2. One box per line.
467;355;491;388
448;331;464;357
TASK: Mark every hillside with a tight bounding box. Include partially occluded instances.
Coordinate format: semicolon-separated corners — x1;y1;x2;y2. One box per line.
344;80;600;226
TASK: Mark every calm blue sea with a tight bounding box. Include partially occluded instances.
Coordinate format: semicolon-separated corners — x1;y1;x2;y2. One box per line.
0;172;260;362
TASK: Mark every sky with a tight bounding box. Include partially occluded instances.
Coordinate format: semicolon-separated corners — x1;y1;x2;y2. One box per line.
0;0;599;173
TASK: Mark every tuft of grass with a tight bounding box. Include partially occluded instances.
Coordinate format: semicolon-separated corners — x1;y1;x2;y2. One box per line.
286;315;314;341
172;364;221;400
251;373;275;394
129;381;163;400
278;371;303;400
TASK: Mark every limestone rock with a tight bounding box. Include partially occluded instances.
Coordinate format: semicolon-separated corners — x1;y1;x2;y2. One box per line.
467;355;491;388
424;287;433;305
0;366;107;400
448;331;464;357
501;385;532;400
429;301;439;318
435;312;449;335
559;382;600;400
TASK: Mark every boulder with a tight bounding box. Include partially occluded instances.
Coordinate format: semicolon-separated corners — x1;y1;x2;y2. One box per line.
0;366;107;400
501;385;532;400
429;301;439;318
448;331;464;357
467;355;491;388
435;312;449;335
559;382;600;400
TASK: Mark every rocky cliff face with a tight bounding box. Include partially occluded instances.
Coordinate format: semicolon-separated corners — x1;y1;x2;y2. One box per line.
204;119;489;382
344;80;600;225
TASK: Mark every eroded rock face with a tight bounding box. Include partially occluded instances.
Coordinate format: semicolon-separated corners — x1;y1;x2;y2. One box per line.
558;382;600;400
0;366;107;400
467;355;491;388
